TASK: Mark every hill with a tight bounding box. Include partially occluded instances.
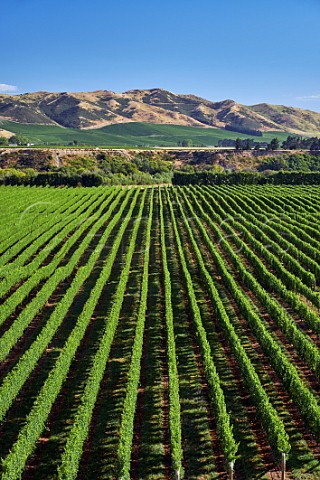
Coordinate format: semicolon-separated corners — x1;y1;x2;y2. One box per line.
0;88;320;136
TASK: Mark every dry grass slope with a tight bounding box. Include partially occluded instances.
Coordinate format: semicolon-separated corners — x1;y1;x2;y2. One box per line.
0;89;320;135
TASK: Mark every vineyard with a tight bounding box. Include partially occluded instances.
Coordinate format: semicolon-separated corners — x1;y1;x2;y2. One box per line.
1;184;320;480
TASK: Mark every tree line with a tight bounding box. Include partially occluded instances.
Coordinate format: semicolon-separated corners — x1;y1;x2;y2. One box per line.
173;171;320;185
219;135;320;151
224;125;263;136
0;171;104;187
258;153;320;172
0;135;30;146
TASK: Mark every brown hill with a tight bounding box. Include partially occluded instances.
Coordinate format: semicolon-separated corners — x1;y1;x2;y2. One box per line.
0;88;319;135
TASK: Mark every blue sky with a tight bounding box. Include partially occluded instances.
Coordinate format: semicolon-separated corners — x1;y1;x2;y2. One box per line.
1;0;319;110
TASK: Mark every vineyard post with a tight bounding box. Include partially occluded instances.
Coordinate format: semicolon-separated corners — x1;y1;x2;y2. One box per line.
175;469;180;480
281;453;286;480
228;461;234;480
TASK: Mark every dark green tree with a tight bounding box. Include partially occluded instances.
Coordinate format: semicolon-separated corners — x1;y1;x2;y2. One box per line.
268;138;280;151
0;137;9;146
243;139;253;150
281;135;299;149
235;138;242;151
9;135;29;146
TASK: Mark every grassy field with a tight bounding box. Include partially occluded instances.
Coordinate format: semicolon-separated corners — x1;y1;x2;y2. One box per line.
0;120;291;147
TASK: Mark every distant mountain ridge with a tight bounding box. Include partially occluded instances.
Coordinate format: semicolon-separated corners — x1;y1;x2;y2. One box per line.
1;88;320;136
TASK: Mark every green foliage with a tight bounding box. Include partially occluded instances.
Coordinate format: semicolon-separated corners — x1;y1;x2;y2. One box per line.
195;186;320;370
225;125;263;136
267;138;280;150
181;139;193;147
0;170;104;187
167;188;239;463
59;190;144;480
63;155;97;171
159;189;183;476
2;185;320;479
0;120;290;147
178;187;292;455
282;135;320;150
191;186;320;439
9;134;29;145
258;153;320;172
1;189;139;479
235;138;242;150
173;170;320;185
117;190;154;479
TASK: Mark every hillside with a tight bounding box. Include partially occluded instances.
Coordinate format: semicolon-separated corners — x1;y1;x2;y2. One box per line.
0;88;320;136
250;103;320;135
0;121;290;147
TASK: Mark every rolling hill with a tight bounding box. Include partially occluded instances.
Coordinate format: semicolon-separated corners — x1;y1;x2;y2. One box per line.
0;88;320;137
0;121;291;147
